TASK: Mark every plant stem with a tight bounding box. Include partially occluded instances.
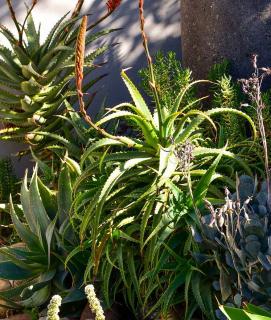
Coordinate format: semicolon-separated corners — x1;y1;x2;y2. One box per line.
240;56;271;209
254;60;271;209
75;16;138;146
139;0;163;138
86;11;111;32
20;0;38;46
71;0;85;18
6;0;22;46
256;88;271;209
67;11;111;45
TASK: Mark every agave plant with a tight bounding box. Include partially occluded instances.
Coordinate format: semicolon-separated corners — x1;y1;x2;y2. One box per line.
0;3;114;159
67;5;257;318
0;157;90;311
194;175;271;318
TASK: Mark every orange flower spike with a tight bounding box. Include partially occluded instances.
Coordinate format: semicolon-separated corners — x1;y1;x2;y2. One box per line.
75;15;87;98
106;0;121;13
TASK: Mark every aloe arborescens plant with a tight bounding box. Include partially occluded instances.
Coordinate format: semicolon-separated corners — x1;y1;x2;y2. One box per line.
66;1;258;317
0;1;117;160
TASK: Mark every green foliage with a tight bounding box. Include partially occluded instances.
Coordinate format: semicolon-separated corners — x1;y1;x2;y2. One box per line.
207;60;271;175
0;158;19;243
0;157;89;311
221;304;271;320
0;13;263;318
70;56;256;317
24;307;39;320
208;60;246;144
30;99;97;184
0;9;111;160
0;158;18;202
138;51;195;109
208;60;231;82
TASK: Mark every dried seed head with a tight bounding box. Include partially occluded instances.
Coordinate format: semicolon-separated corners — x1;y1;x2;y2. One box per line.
260;67;271;75
175;141;194;172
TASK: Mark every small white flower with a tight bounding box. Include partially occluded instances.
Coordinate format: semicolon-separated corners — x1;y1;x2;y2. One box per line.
85;285;105;320
46;295;62;320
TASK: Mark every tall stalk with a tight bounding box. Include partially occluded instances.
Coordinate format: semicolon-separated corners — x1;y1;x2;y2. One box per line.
75;15;138;146
240;55;271;209
71;0;85;18
68;0;121;44
139;0;164;140
20;0;38;46
6;0;22;47
6;0;38;47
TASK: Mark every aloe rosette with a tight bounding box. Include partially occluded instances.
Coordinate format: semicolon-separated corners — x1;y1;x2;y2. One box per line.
0;10;112;158
68;65;258;317
70;5;258;317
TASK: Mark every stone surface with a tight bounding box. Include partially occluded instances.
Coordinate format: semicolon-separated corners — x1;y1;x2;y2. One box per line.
181;1;271;79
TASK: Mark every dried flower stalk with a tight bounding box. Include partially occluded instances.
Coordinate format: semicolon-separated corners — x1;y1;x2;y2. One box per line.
6;0;21;45
75;16;87;100
6;0;38;47
20;0;39;46
75;16;130;145
138;0;162;133
68;0;121;44
240;54;271;209
71;0;85;18
75;15;98;128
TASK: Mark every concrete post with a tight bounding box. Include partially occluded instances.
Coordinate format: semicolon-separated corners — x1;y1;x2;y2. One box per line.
181;1;271;79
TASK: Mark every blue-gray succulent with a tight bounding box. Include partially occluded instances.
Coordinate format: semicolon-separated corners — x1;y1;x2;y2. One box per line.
195;175;271;311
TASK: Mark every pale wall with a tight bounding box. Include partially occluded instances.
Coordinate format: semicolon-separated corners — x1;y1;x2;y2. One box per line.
0;0;181;174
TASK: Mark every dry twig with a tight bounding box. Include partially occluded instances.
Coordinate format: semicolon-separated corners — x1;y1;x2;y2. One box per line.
240;54;271;209
6;0;21;45
71;0;85;18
